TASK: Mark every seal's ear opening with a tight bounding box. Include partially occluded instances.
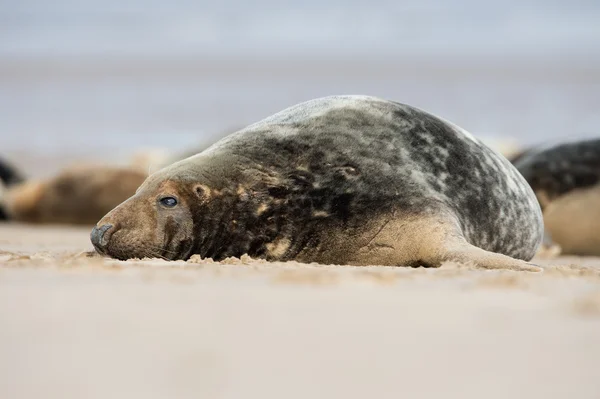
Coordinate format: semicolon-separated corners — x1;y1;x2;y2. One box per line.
192;184;209;202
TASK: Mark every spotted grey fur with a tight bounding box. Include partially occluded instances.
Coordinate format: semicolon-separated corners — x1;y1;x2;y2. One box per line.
511;138;600;208
139;95;543;267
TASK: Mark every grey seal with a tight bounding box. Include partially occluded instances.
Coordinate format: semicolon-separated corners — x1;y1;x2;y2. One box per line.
512;138;600;255
91;95;543;271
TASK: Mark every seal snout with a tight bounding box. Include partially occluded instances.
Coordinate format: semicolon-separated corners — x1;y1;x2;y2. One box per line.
90;223;116;254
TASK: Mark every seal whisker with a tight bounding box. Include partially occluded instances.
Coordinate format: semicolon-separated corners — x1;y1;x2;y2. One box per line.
179;239;195;260
139;247;170;261
145;244;179;256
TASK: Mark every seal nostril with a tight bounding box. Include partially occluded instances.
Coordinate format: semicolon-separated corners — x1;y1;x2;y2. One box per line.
90;224;114;252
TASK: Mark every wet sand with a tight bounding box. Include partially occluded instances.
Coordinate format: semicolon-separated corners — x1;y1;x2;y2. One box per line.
0;223;599;398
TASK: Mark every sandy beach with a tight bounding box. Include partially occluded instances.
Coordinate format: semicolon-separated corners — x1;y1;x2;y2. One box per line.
2;58;598;397
1;222;599;399
2;2;600;397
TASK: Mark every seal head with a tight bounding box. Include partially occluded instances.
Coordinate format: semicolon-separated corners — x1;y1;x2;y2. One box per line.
91;173;198;260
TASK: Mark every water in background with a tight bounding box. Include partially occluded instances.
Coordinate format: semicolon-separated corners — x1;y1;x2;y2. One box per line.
1;0;599;176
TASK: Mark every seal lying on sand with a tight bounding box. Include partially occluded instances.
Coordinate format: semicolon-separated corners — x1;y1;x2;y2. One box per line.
4;165;147;225
91;95;543;271
511;138;600;256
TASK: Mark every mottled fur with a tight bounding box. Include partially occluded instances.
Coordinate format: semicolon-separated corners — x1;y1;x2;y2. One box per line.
511;138;600;209
92;96;543;270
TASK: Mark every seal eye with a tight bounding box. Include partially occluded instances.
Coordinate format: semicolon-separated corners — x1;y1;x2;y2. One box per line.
159;196;178;208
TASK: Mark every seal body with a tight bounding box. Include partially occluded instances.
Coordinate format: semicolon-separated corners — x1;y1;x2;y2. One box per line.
4;165;147;225
92;95;543;271
512;138;600;255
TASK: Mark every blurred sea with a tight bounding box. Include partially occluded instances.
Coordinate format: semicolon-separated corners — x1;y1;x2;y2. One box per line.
1;0;599;176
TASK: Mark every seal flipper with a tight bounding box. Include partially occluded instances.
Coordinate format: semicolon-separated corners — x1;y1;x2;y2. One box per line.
438;240;543;272
351;211;542;272
412;215;543;272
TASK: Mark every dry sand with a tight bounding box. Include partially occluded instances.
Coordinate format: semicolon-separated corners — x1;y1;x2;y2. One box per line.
0;223;599;399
